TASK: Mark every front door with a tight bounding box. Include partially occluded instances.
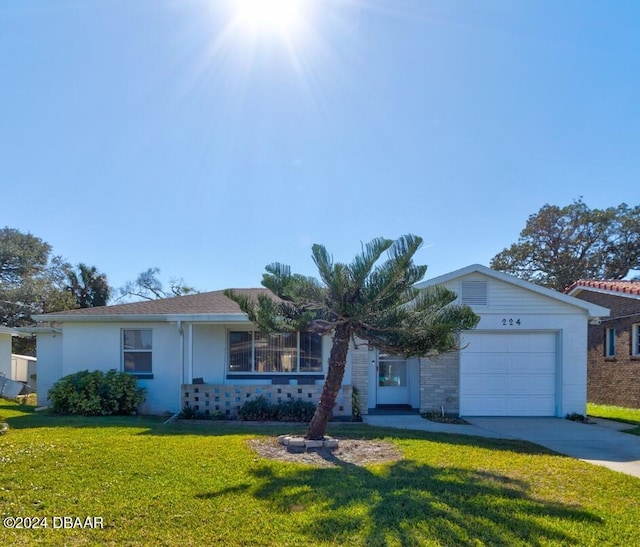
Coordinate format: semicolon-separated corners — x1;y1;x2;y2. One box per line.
377;354;409;405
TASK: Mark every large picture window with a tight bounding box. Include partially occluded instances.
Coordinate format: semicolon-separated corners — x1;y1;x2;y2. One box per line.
229;331;322;373
123;329;152;374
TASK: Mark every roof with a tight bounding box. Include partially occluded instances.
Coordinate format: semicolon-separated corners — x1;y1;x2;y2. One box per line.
11;354;37;361
0;326;18;336
31;289;275;323
417;264;610;318
566;279;640;299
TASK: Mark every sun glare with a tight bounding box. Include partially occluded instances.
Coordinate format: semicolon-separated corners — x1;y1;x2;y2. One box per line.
235;0;307;37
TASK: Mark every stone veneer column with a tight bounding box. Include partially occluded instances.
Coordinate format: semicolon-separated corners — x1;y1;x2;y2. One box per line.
420;351;460;415
350;340;370;415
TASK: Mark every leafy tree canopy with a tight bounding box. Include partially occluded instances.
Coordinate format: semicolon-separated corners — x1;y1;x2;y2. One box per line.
490;200;640;291
0;227;51;287
0;227;78;354
226;234;479;439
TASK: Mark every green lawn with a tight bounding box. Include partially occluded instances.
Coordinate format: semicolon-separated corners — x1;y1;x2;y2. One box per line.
2;402;640;546
587;403;640;435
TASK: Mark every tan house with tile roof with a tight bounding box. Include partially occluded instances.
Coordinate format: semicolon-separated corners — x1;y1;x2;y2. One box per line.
566;279;640;408
26;266;608;417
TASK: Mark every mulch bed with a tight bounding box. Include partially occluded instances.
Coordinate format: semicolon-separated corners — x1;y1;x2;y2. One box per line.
247;437;403;467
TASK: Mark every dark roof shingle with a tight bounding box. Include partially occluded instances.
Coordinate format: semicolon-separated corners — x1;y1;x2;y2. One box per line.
38;289;273;318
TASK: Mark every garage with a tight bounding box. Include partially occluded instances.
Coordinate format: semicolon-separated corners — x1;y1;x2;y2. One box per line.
460;332;558;416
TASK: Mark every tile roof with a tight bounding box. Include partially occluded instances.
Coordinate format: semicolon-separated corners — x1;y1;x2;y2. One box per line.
37;289;274;317
565;279;640;296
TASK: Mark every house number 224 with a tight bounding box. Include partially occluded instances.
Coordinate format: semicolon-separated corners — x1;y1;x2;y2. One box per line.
502;318;521;326
502;318;521;327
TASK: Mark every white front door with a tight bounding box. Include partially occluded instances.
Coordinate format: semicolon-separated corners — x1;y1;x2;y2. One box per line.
377;354;409;405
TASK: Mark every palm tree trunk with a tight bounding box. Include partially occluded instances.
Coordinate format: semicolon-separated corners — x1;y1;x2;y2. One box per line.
305;323;352;440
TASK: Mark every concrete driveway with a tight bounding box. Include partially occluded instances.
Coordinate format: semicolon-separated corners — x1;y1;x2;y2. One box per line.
363;414;640;478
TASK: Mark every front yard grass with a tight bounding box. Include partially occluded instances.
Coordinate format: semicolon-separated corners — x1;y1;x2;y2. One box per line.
2;401;640;546
587;403;640;435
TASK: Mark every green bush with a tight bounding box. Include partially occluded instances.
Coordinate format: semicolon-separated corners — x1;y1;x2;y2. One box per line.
352;386;363;422
276;399;317;422
237;395;277;421
237;396;317;422
178;403;202;420
48;370;146;416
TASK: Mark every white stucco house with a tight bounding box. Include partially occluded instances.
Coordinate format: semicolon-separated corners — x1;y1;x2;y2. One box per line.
25;265;608;417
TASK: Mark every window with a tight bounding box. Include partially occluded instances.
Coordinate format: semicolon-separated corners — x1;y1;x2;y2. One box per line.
605;327;616;357
123;329;152;374
228;331;322;373
633;324;640;357
378;355;407;387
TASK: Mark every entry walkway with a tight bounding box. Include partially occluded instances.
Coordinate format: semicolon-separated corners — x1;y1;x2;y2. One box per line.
363;414;640;479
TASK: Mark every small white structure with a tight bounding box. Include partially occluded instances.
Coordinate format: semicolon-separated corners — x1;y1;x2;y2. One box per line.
28;265;609;417
0;326;17;380
11;354;37;390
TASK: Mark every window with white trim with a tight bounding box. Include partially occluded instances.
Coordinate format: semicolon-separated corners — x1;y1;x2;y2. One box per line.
228;331;322;373
632;324;640;357
605;327;616;357
123;329;152;374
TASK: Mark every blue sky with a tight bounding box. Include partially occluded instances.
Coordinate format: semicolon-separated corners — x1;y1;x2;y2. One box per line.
2;0;639;295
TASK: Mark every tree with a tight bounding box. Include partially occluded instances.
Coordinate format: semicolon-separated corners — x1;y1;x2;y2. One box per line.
0;227;50;286
225;234;480;440
66;263;111;308
117;267;197;302
0;227;77;354
490;200;640;291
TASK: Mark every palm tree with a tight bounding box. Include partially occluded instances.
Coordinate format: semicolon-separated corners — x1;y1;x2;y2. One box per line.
226;234;479;440
66;263;111;308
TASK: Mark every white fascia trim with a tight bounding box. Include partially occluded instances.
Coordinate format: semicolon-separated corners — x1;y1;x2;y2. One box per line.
416;264;610;319
166;314;250;323
567;285;640;301
16;326;63;335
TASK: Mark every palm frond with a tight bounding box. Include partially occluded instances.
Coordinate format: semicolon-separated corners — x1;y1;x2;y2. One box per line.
311;244;334;287
348;237;393;289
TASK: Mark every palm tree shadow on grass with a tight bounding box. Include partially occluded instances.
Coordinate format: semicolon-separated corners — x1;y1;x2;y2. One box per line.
241;459;602;545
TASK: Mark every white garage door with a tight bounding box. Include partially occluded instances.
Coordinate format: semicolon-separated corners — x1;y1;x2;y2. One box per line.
460;332;557;416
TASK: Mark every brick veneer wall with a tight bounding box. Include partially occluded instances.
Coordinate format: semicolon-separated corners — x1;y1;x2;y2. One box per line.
574;291;640;408
182;384;353;418
420;351;460;415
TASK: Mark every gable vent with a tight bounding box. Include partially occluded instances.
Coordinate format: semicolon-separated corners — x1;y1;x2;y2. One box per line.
461;281;487;306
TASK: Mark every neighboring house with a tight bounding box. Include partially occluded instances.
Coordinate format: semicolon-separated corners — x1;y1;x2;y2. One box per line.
0;326;17;380
25;265;608;417
566;280;640;408
11;354;37;391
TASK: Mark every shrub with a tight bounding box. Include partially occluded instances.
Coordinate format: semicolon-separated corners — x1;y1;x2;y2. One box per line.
352;386;363;422
237;396;317;422
48;370;146;416
237;395;277;421
179;403;202;420
276;399;316;422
